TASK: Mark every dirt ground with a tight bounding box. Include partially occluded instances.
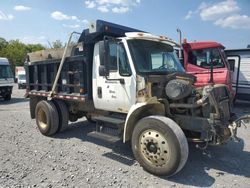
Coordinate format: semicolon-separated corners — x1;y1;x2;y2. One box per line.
0;84;250;187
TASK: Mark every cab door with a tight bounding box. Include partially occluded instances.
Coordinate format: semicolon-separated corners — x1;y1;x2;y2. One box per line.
93;40;136;113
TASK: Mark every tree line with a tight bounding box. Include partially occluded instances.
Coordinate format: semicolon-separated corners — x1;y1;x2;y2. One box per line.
0;37;63;72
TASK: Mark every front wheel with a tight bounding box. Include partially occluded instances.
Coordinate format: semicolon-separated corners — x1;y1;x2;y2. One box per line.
131;116;188;177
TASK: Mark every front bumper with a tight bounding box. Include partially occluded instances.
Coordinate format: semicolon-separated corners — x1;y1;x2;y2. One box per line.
173;85;248;145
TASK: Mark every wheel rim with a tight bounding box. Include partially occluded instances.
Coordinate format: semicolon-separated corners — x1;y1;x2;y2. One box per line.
37;108;47;130
139;129;170;167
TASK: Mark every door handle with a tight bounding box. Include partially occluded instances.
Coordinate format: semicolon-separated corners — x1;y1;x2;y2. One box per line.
97;87;102;98
105;77;125;84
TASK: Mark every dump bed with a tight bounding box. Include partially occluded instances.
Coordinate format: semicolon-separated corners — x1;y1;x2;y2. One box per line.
26;55;90;102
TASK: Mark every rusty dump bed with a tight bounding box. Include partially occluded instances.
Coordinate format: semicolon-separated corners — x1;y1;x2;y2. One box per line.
26;55;91;102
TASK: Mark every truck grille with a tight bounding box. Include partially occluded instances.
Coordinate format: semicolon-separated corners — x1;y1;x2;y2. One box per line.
210;85;231;121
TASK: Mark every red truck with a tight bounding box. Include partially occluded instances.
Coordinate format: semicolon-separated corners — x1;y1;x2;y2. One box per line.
181;39;234;98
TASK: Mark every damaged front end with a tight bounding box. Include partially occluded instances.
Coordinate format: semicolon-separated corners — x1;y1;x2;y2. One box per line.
146;73;249;146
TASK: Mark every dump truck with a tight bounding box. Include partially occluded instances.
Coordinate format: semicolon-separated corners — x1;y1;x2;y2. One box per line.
26;20;248;177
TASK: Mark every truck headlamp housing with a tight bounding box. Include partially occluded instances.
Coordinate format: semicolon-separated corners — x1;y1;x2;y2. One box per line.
165;79;193;100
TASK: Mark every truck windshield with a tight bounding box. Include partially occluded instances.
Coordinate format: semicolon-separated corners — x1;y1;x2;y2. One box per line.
0;65;13;79
188;48;225;69
18;74;26;80
127;39;184;74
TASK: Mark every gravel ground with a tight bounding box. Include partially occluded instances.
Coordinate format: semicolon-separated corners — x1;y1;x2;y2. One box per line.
0;84;250;188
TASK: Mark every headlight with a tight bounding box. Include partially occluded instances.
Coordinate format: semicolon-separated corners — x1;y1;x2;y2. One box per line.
165;79;193;100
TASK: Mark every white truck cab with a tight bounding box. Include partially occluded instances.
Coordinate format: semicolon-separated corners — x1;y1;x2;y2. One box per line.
0;58;14;100
92;32;183;113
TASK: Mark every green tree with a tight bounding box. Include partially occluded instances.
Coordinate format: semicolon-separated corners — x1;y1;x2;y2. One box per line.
0;38;45;72
0;37;8;50
26;44;45;53
52;40;64;49
1;40;27;69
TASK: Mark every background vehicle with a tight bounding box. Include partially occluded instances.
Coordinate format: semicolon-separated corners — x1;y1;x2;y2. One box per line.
15;66;24;82
0;58;14;100
182;40;233;91
16;66;26;89
225;48;250;101
26;20;243;177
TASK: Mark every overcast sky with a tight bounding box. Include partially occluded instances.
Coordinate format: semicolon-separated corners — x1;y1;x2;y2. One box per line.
0;0;250;49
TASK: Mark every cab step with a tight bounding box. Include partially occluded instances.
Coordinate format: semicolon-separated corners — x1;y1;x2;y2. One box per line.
87;115;125;142
92;115;125;132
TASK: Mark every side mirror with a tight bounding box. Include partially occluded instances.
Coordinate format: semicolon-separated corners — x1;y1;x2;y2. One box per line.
99;65;108;77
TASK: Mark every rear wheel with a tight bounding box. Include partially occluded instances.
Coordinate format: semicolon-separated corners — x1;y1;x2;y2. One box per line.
35;100;59;136
53;100;69;132
131;115;188;177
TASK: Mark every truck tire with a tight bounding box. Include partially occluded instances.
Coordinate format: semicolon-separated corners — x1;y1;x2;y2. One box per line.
35;100;59;136
18;84;20;89
4;94;11;101
53;100;69;132
131;115;188;177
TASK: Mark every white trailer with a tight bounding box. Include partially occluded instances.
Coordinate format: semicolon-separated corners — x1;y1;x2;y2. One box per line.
0;58;14;100
225;49;250;101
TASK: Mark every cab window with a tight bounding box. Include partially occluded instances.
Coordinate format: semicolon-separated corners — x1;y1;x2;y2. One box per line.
108;42;132;76
188;48;225;69
117;44;132;76
108;42;118;71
